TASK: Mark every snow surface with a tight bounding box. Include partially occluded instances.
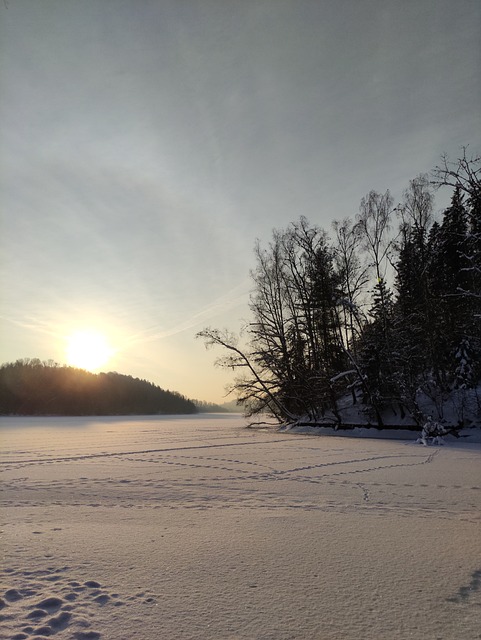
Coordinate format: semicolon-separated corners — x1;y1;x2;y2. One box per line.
282;422;481;443
290;386;481;432
1;414;481;639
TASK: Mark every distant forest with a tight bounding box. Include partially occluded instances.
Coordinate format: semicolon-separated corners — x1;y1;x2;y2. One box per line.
0;359;197;416
198;150;481;428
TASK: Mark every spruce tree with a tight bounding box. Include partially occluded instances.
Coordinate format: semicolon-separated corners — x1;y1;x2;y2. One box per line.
357;277;397;425
429;188;471;385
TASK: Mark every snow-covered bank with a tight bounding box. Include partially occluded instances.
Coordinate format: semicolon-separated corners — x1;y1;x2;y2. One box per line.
1;415;480;639
277;385;481;443
280;422;481;443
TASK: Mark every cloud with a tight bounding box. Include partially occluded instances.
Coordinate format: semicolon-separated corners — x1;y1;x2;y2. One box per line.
124;279;251;345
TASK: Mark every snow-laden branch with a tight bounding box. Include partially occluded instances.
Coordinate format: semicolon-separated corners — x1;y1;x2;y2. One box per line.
329;369;357;384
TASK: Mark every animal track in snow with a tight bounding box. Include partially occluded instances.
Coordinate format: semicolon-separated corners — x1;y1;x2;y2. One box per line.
447;568;481;604
0;564;158;639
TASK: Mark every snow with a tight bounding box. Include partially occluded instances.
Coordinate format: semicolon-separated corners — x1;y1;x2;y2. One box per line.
282;422;481;443
1;414;481;639
287;384;481;434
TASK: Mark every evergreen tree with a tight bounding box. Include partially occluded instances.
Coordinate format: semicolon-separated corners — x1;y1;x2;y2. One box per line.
454;337;474;389
392;176;440;411
428;188;471;384
357;277;397;425
431;150;481;384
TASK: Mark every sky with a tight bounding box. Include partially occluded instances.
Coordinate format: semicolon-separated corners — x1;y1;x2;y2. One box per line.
1;0;480;404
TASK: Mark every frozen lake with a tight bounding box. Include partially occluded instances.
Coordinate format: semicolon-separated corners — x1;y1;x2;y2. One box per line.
1;414;480;639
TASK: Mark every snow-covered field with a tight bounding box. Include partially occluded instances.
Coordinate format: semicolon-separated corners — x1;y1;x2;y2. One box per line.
1;414;480;640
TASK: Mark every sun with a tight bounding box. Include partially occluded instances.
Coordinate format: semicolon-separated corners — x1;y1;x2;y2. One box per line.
65;330;113;371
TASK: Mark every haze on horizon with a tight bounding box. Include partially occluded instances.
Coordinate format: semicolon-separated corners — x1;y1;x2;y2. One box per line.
1;0;480;403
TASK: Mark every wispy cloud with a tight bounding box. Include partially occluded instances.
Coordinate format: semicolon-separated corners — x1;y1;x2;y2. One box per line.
124;278;251;345
0;314;63;339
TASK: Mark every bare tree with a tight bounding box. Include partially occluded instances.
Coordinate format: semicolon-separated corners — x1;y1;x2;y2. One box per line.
431;147;481;201
355;189;396;347
197;218;347;424
398;174;434;241
196;328;297;422
332;217;369;353
356;190;394;283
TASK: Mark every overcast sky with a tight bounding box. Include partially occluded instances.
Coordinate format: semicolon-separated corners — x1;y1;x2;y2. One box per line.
1;0;480;403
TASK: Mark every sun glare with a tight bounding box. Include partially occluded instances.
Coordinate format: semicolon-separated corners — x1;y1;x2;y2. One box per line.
66;330;113;371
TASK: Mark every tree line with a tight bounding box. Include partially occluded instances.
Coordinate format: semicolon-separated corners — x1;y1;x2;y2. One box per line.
198;149;481;429
0;359;197;416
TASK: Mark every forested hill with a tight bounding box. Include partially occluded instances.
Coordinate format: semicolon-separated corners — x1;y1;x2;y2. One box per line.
0;359;197;416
